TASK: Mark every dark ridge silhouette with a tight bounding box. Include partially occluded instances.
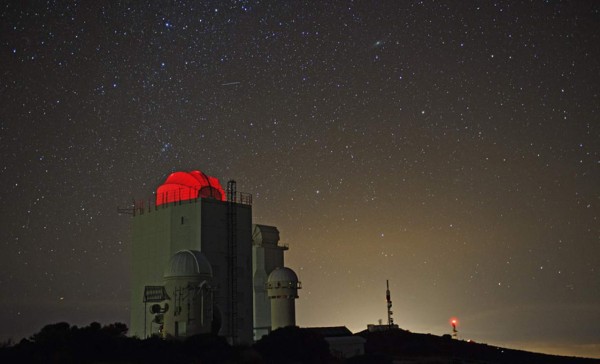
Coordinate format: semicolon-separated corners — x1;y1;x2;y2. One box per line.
355;327;600;364
253;326;332;363
0;322;234;364
1;322;598;364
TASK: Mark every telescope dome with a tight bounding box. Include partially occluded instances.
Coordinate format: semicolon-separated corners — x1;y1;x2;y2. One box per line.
165;250;212;278
267;267;299;283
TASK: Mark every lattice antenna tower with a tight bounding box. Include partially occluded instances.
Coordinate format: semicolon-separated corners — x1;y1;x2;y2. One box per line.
386;280;394;327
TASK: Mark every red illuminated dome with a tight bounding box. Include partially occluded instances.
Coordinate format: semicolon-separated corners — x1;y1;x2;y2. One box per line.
155;170;226;206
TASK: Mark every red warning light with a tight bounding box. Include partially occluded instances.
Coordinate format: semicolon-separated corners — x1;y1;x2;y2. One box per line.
450;318;458;326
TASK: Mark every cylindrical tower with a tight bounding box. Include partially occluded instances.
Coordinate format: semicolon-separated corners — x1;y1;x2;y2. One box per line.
162;250;213;339
267;267;301;330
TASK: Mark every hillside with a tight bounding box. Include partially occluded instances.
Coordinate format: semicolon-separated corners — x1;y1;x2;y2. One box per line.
1;322;598;364
356;328;600;364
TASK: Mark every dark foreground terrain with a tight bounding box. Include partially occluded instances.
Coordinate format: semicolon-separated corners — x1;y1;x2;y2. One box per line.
1;322;598;364
356;328;600;364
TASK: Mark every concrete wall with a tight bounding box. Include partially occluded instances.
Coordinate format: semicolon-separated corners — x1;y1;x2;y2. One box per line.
130;198;253;343
251;225;286;340
199;199;253;344
163;275;212;339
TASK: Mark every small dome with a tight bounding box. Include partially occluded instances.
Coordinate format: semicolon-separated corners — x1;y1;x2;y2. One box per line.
267;267;299;283
165;250;212;278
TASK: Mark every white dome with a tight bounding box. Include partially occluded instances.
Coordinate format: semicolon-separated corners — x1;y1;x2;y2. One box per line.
267;267;299;283
164;250;212;278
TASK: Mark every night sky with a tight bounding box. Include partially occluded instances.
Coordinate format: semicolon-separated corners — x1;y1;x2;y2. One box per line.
1;0;599;358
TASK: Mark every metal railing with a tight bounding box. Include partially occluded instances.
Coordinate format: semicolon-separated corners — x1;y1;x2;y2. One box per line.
118;191;253;217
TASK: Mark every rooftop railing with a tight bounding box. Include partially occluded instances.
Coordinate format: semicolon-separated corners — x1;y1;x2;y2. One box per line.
118;191;253;217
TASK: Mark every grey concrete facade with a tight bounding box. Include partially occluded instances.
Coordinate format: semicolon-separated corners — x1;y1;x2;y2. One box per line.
251;225;287;340
130;198;253;344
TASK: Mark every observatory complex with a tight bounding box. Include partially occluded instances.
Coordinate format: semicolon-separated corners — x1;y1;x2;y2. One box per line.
127;170;300;343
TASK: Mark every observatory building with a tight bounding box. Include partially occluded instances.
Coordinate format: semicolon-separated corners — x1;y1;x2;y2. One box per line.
127;170;300;343
267;267;301;330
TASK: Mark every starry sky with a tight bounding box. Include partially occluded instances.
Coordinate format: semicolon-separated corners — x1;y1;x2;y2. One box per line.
1;0;599;358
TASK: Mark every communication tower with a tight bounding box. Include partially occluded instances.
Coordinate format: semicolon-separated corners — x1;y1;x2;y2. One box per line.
386;280;394;327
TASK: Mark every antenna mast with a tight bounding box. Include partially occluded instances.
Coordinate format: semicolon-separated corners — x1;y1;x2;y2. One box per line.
386;280;394;327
